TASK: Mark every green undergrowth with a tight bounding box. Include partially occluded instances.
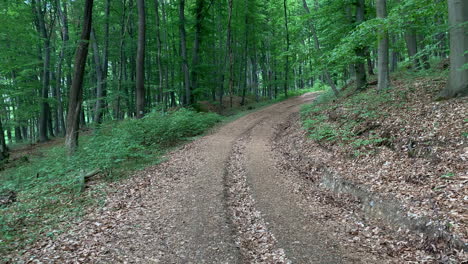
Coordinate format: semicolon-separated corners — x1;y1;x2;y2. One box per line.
301;85;403;156
301;68;449;156
0;87;315;257
0;108;222;257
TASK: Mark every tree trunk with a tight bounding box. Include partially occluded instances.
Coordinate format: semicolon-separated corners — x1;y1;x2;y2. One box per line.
65;0;94;155
91;0;110;124
46;103;54;137
241;4;249;106
35;0;50;142
179;0;191;106
190;0;205;105
0;119;8;161
377;0;389;90
14;97;23;143
55;22;66;136
283;0;290;97
136;0;146;118
102;0;110;100
439;0;468;98
251;53;259;102
366;51;375;75
57;0;72;104
155;0;164;103
116;0;127;120
354;0;367;91
391;35;399;72
405;30;419;69
227;0;234;108
91;29;105;123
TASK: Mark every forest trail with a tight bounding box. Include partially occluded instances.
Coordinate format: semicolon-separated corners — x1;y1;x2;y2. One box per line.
19;93;380;263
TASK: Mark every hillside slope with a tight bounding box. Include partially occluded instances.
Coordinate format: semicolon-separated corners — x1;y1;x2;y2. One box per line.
275;76;467;262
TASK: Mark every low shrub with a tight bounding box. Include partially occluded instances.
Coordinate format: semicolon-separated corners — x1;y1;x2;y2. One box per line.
0;108;222;256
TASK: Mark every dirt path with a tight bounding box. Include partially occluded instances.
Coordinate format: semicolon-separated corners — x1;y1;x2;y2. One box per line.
16;93;384;263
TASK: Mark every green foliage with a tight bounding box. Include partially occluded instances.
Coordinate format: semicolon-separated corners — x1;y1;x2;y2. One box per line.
311;80;331;92
440;172;455;179
0;109;222;256
301;88;396;150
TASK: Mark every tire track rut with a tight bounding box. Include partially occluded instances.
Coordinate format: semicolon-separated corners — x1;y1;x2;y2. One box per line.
15;93;380;263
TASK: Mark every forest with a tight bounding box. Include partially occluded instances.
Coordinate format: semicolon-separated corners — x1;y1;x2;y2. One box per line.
1;0;467;262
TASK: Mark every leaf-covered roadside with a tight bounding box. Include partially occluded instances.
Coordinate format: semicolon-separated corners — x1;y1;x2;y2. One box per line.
296;76;467;261
0;109;222;257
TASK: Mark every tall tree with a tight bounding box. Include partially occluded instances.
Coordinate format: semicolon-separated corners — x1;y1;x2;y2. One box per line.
283;0;290;97
241;0;250;106
136;0;146;118
55;0;68;136
179;0;191;106
91;29;105;123
377;0;389;90
227;0;234;107
354;0;367;91
439;0;468;98
405;30;419;69
191;0;206;103
65;0;94;154
92;0;111;124
155;0;164;103
34;0;52;142
0;119;8;161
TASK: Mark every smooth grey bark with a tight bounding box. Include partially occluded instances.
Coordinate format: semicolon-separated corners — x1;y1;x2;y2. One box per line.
439;0;468;98
377;0;389;90
65;0;94;155
34;0;51;142
136;0;146;118
179;0;191;106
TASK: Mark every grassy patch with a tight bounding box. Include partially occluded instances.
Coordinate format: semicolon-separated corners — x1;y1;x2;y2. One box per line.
301;87;399;154
0;109;222;256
